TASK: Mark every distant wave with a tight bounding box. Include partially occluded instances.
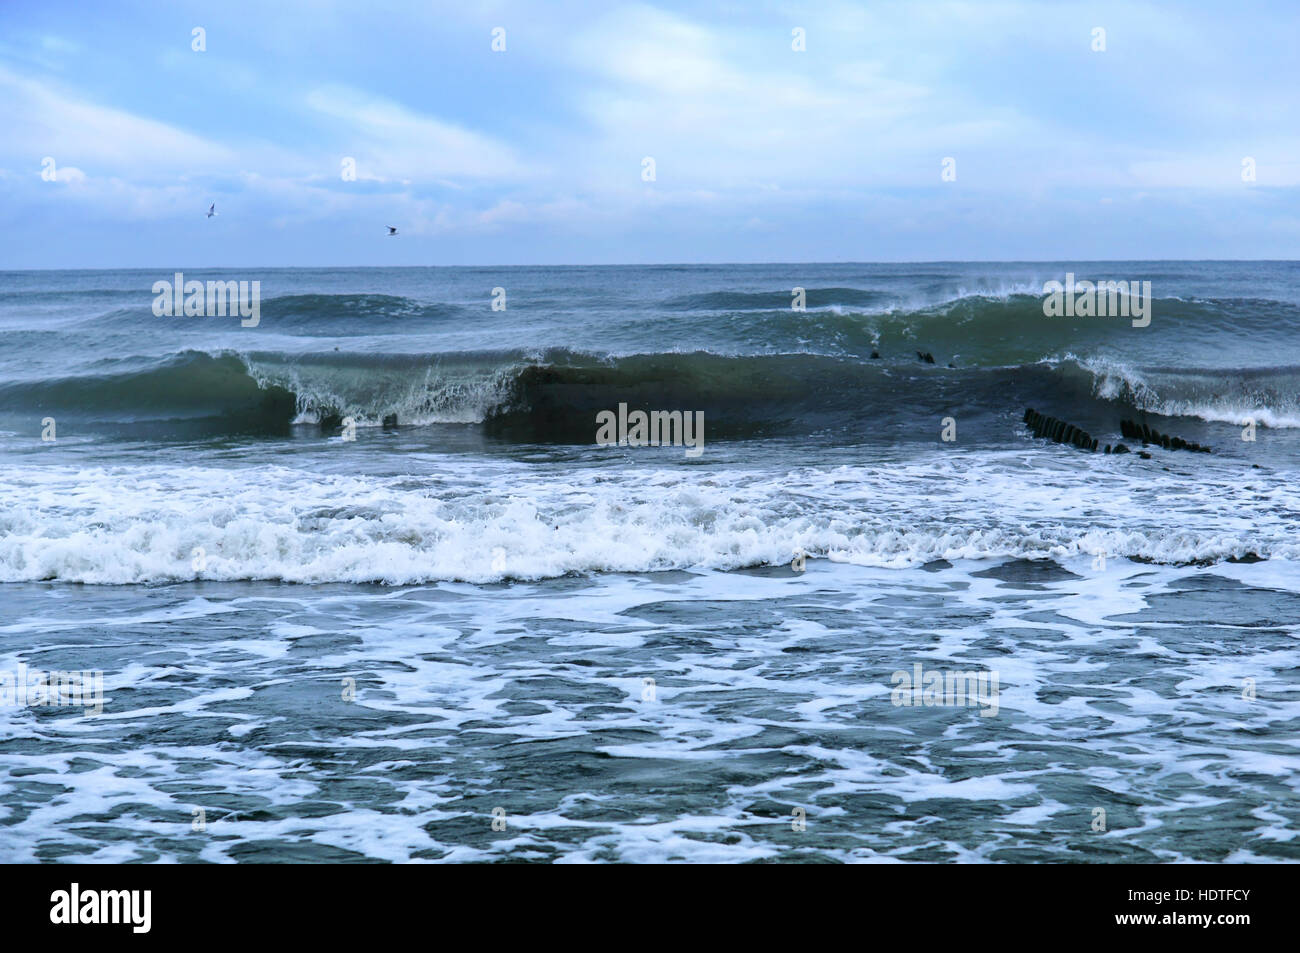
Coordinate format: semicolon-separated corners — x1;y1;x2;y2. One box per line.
663;287;898;311
13;286;1300;367
256;293;467;327
646;291;1300;374
60;292;470;336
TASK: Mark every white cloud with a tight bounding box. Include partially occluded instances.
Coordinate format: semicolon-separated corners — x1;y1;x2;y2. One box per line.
560;4;991;190
305;85;531;182
0;65;238;174
1129;154;1300;189
47;164;86;185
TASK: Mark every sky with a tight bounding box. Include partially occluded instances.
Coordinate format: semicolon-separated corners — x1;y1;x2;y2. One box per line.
0;0;1297;267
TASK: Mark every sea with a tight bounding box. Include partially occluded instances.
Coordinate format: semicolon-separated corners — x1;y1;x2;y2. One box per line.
0;261;1297;862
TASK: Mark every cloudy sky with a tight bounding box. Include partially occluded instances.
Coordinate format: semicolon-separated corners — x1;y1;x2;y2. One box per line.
1;0;1297;267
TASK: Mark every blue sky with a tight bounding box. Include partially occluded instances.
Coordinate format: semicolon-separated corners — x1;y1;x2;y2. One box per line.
1;0;1297;267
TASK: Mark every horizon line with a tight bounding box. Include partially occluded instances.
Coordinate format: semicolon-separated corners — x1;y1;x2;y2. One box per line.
4;258;1298;272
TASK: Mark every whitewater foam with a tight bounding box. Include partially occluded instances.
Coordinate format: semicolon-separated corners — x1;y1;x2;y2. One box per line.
1;452;1295;585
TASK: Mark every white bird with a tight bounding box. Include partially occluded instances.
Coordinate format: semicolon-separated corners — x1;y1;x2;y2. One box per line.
206;203;216;218
386;225;398;236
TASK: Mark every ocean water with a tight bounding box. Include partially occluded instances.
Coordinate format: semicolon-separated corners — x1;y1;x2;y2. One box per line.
0;262;1297;863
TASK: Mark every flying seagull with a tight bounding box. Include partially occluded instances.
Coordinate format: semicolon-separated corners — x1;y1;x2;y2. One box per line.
386;225;398;236
206;203;216;218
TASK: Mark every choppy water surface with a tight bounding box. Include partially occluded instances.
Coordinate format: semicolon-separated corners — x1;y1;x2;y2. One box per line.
0;263;1297;862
